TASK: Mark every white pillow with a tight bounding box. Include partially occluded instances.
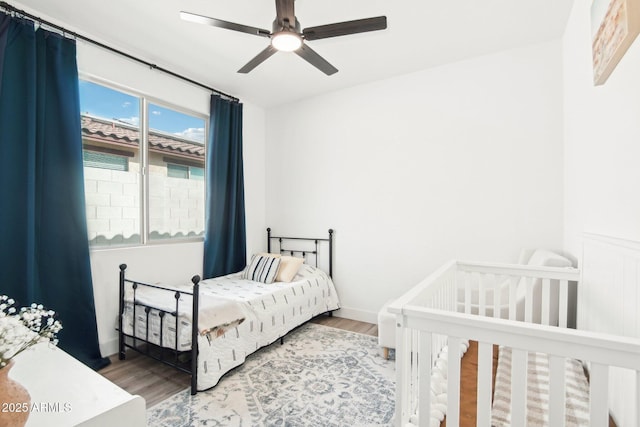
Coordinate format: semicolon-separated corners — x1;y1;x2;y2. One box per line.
526;249;572;268
275;256;304;282
242;254;281;284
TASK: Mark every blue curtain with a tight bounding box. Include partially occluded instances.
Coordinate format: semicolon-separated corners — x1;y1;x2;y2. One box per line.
203;95;247;278
0;15;109;370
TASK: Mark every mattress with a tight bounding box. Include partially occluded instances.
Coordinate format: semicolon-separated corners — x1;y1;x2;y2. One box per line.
121;280;246;351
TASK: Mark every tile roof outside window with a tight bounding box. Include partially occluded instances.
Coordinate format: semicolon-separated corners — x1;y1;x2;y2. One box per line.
81;115;205;160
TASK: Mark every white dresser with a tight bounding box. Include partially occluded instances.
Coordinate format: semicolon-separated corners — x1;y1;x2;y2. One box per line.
11;343;146;427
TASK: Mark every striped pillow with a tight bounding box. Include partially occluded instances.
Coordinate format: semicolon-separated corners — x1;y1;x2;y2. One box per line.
242;254;281;284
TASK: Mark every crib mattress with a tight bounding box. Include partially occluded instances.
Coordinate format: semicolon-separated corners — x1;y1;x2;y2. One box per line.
491;346;590;427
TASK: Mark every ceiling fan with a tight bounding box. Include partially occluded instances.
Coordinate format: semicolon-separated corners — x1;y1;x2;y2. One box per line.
180;0;387;75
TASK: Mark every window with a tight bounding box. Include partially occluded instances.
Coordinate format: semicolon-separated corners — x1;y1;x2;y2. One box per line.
83;150;129;171
167;163;205;180
79;80;206;247
167;163;189;179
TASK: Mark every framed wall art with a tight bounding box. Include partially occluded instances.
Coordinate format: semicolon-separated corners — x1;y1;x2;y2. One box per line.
591;0;640;85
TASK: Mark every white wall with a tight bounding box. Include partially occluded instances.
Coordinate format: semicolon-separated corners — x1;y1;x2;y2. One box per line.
76;43;267;356
563;0;640;257
563;1;640;425
266;41;566;322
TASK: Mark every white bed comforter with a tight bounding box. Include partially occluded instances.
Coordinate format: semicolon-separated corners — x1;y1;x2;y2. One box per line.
196;264;340;390
122;264;340;390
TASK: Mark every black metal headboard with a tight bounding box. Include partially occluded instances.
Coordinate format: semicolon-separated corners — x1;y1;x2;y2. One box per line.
267;228;333;277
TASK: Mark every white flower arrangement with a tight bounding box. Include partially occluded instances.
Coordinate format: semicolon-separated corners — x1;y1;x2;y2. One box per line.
0;295;63;368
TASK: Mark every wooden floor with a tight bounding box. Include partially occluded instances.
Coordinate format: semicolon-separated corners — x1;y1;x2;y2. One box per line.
442;341;499;427
98;315;378;408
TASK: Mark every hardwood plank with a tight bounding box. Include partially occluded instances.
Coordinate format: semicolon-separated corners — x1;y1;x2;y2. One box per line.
441;341;499;427
310;313;378;336
99;314;377;408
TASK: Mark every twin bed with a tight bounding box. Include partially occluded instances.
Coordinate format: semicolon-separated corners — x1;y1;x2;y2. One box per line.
117;229;339;394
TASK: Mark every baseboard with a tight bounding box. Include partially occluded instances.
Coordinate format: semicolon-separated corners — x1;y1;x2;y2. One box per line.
332;307;378;325
100;338;119;358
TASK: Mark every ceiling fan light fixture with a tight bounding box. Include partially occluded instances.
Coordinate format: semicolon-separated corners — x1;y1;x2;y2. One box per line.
271;31;302;52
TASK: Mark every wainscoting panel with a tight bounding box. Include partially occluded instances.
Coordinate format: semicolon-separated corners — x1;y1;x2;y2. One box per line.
581;233;640;426
581;233;640;337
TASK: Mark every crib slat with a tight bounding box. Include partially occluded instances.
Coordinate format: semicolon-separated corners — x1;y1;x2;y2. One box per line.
493;275;500;319
559;279;569;328
548;355;566;426
396;319;412;426
509;276;518;321
589;363;609;427
476;342;493;427
464;272;471;314
541;278;550;325
447;274;454;311
636;371;640;425
511;349;528;426
478;274;486;317
418;331;432;427
447;337;462;427
525;278;533;323
411;329;419;421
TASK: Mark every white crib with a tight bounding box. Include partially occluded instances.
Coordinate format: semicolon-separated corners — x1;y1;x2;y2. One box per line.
388;260;640;427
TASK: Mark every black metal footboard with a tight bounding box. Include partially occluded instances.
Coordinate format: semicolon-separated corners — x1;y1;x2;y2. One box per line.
118;264;200;395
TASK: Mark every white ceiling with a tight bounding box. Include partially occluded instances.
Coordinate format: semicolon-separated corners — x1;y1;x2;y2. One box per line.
10;0;573;108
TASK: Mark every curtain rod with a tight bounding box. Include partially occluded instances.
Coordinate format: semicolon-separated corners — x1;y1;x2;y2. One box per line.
0;1;240;103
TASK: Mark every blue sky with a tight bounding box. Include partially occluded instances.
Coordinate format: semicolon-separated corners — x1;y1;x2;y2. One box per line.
79;80;205;144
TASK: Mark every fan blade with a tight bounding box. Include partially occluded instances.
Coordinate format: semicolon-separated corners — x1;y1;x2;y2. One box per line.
275;0;296;29
180;11;271;37
303;16;387;41
238;45;278;73
295;44;338;75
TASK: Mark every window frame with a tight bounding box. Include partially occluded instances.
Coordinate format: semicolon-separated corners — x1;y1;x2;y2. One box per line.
79;76;208;249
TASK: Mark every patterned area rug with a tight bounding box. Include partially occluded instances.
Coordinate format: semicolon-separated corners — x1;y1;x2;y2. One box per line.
147;323;396;426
